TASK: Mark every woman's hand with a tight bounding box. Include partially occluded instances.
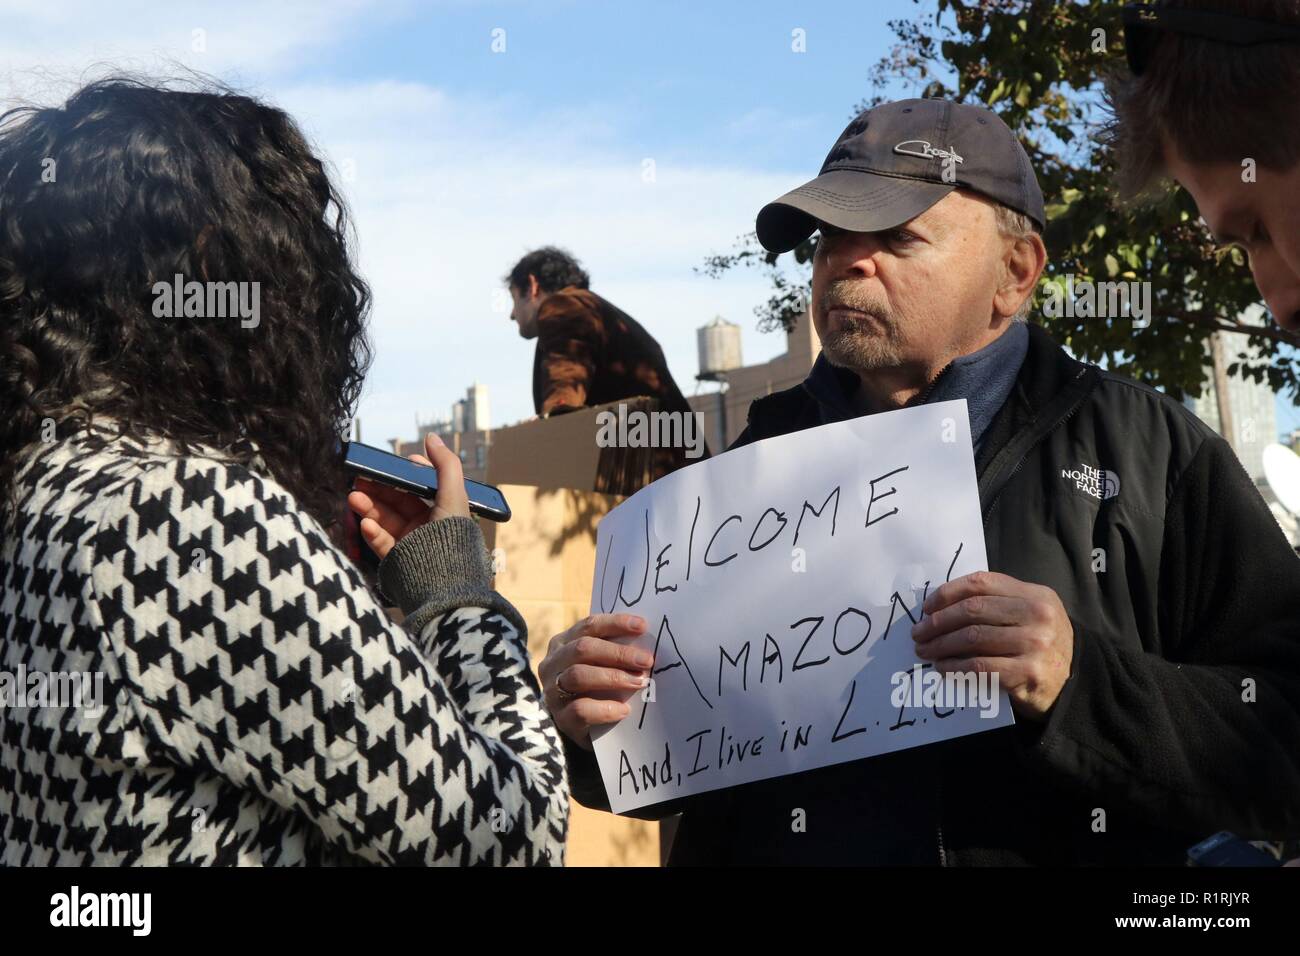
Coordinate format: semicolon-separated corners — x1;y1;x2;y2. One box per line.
346;433;470;560
539;613;654;751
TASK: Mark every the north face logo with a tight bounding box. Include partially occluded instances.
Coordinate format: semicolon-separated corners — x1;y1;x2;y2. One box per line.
1061;462;1120;500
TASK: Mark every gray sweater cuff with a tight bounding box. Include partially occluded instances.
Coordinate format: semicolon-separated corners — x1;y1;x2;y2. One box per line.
376;516;526;638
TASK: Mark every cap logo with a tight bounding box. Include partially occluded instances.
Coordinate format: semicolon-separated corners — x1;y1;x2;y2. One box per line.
893;139;964;164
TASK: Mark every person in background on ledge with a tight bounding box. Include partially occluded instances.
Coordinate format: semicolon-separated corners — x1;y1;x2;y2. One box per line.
505;246;708;477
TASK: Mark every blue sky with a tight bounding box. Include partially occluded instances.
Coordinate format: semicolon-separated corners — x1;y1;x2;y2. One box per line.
2;0;1296;442
311;0;923;171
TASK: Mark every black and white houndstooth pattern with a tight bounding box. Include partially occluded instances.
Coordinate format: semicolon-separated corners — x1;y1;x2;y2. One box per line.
0;421;568;865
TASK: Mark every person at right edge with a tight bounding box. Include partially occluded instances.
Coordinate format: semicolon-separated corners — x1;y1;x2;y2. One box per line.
542;97;1300;864
1107;0;1300;335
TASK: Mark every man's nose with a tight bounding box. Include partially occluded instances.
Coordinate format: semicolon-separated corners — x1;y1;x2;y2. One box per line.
825;235;883;278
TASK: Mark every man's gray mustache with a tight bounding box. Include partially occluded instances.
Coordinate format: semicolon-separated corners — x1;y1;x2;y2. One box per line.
821;299;891;324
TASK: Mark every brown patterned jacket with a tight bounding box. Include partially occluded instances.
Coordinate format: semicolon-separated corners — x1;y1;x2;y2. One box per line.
531;288;692;417
532;287;708;478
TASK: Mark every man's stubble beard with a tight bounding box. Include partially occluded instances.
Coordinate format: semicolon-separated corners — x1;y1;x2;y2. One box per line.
816;278;907;372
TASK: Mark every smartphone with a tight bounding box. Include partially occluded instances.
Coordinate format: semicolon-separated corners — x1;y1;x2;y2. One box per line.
1186;831;1281;867
341;440;511;522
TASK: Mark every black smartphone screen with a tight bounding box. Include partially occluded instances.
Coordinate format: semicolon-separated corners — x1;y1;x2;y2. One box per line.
342;440;511;522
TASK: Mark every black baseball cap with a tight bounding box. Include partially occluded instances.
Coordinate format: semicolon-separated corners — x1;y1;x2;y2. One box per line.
756;98;1045;253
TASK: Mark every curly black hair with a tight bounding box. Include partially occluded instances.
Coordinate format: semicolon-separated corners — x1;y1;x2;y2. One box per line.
0;75;372;539
505;246;590;295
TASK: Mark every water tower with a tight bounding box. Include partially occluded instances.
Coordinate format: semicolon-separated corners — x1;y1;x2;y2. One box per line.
697;316;742;382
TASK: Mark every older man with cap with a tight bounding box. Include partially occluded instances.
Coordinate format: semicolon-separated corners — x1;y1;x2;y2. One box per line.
542;98;1300;865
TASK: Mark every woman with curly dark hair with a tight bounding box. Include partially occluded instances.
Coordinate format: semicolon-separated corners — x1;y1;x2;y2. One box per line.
0;76;568;865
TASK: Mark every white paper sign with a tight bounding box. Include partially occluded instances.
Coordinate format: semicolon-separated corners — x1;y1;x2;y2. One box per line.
588;399;1014;813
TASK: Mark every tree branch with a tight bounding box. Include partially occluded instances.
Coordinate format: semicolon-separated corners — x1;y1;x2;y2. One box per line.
1164;308;1300;348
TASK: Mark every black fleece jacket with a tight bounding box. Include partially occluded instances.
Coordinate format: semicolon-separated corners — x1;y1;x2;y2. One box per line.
563;322;1300;865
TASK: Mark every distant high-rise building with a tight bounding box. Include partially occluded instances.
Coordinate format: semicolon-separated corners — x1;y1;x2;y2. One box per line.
452;382;490;434
390;383;493;482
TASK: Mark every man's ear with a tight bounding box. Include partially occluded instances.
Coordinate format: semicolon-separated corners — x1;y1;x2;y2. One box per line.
528;274;540;301
994;231;1046;321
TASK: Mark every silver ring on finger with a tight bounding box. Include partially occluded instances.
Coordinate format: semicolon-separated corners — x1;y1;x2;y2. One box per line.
553;667;576;703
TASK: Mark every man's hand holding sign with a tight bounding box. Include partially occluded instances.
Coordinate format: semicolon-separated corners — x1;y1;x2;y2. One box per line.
913;571;1075;722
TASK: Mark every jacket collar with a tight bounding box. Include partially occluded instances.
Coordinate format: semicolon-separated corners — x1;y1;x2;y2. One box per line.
1013;321;1089;411
802;351;861;421
739;321;1091;459
801;321;1033;443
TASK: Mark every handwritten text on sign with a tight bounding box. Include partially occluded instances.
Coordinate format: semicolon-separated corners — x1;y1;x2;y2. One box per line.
588;399;1013;813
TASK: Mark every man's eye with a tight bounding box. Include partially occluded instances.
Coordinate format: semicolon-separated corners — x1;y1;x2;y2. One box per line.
887;229;917;244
